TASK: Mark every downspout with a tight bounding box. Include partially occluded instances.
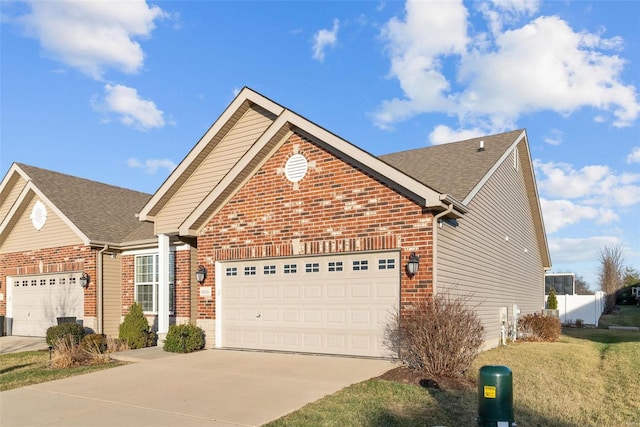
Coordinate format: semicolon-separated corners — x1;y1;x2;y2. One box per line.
432;204;454;297
97;244;109;334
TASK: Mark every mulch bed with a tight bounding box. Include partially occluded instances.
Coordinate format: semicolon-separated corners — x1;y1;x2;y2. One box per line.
376;366;475;391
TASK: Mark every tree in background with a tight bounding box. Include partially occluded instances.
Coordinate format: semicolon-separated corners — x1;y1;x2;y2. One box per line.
575;275;594;295
599;244;624;314
622;266;640;288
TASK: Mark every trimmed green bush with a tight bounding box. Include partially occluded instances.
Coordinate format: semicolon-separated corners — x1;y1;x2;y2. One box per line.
164;324;205;353
519;313;561;341
82;333;107;353
547;288;558;309
46;322;85;347
119;303;155;349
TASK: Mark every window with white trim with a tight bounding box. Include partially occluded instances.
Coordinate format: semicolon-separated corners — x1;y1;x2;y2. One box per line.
328;261;343;272
353;260;368;271
378;259;396;270
284;264;297;274
135;253;175;314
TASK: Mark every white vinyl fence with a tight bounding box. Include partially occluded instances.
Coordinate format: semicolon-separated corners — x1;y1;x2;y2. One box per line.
545;292;605;326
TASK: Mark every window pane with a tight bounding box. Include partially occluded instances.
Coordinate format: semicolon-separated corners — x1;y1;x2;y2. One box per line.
136;284;154;312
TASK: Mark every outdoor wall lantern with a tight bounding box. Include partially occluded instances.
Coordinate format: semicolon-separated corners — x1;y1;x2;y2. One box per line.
79;272;90;289
196;265;207;284
406;252;420;277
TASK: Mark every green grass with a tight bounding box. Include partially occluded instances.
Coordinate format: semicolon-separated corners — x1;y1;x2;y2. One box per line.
0;350;124;391
597;304;640;328
268;307;640;427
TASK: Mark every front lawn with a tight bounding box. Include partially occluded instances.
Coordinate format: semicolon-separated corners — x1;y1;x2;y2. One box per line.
267;322;640;426
0;350;124;391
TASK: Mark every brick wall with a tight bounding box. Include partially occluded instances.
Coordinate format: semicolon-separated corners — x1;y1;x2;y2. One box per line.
197;133;435;320
0;244;97;317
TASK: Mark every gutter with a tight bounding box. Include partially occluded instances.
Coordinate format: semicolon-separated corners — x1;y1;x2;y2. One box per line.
97;244;109;334
432;203;455;297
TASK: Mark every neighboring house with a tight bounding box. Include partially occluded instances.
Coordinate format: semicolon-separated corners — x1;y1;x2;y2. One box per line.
0;87;551;356
0;164;198;336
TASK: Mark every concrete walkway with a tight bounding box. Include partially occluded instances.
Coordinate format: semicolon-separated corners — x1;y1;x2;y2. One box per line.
1;346;393;426
0;336;48;354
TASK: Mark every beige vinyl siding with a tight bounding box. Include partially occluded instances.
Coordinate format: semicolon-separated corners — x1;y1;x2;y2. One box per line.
155;105;275;234
0;174;27;222
437;142;545;349
0;196;82;253
103;252;122;337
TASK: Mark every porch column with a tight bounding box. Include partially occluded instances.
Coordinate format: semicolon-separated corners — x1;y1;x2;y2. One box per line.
157;234;170;339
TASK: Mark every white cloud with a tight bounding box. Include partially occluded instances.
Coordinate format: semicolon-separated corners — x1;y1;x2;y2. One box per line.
539;198;610;234
535;160;640;208
548;236;621;263
94;84;165;130
374;1;639;132
312;18;340;62
18;0;167;79
429;125;485;145
543;129;563;146
127;157;176;174
627;147;640;164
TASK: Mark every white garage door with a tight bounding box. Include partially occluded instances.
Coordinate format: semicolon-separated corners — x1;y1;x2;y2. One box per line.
219;251;400;357
10;273;85;337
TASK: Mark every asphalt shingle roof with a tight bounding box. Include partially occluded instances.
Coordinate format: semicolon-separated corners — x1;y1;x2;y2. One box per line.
17;163;154;244
378;129;523;201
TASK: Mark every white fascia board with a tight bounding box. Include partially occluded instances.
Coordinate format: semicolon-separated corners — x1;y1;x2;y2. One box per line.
0;182;90;246
0;163;26;196
463;130;526;205
179;112;294;235
138;88;285;222
286;113;445;208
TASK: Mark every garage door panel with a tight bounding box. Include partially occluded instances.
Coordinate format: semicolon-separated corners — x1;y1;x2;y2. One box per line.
10;273;84;337
220;251;399;357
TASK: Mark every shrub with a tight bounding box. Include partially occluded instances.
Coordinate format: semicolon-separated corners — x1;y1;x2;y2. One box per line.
46;322;85;347
164;324;205;353
50;337;88;368
384;292;484;378
119;303;155;349
547;288;558;309
82;333;107;353
575;319;584;328
519;313;561;341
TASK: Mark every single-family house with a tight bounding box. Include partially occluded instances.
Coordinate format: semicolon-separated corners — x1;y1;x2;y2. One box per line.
0;87;551;356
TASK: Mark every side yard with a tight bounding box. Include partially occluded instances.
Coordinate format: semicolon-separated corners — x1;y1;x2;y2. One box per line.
267;306;640;427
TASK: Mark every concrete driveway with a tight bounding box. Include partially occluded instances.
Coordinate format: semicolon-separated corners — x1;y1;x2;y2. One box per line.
0;348;393;426
0;336;48;354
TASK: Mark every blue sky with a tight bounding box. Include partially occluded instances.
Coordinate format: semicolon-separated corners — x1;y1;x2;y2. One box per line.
1;0;638;289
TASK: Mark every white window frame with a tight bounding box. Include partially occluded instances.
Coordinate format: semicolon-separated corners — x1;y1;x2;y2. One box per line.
134;252;175;314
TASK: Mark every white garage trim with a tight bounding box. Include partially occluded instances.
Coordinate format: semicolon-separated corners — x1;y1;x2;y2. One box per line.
8;272;85;337
216;251;400;358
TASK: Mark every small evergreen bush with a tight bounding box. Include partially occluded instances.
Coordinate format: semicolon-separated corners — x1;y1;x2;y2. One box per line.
519;313;561;341
82;333;107;353
119;303;155;349
547;288;558;309
164;324;205;353
46;322;85;347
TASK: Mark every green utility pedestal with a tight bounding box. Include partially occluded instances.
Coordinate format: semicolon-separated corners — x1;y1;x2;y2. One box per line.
477;365;515;427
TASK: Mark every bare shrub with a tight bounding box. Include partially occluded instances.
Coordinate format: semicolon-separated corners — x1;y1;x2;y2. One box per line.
105;337;129;353
50;337;88;369
385;292;484;378
84;341;112;364
519;314;561;341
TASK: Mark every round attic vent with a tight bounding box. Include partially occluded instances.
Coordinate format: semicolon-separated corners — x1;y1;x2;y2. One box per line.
284;154;308;183
31;200;47;231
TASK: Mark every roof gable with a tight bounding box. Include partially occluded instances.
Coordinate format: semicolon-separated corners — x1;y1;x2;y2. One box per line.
0;163;153;246
379;130;524;202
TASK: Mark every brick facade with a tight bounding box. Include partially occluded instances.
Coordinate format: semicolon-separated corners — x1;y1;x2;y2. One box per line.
0;244;97;318
197;133;435;320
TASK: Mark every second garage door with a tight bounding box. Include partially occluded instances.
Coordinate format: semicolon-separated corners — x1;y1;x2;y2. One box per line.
219;251;400;358
10;272;85;337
